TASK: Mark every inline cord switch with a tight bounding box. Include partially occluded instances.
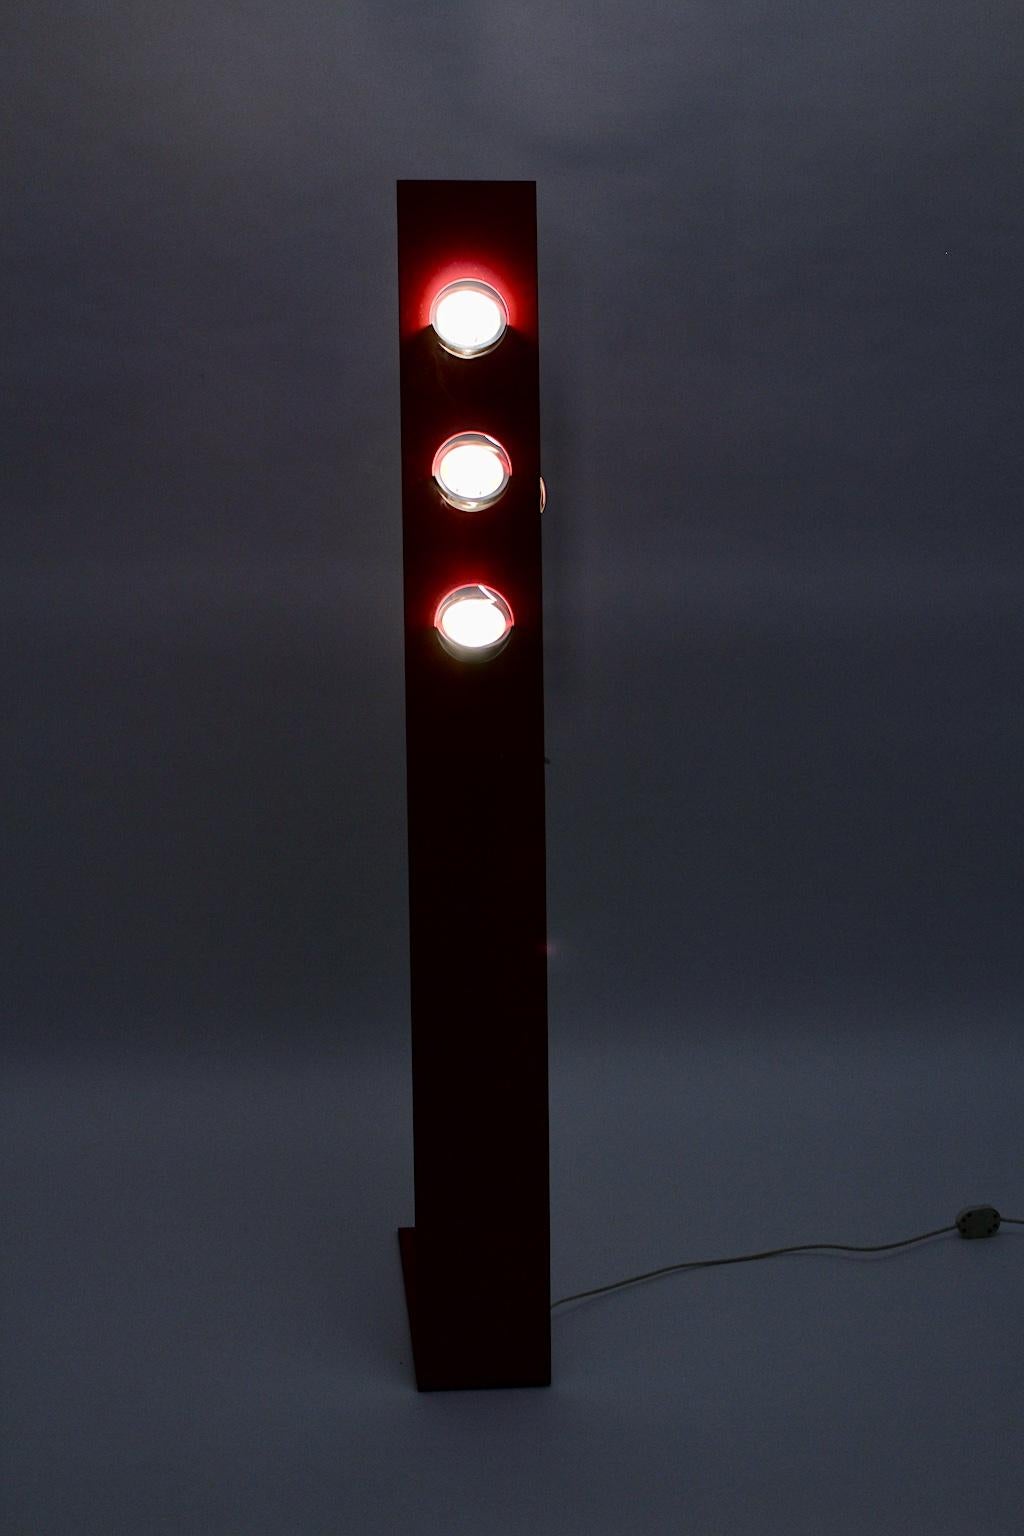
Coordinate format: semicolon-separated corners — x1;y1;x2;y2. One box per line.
956;1205;1001;1238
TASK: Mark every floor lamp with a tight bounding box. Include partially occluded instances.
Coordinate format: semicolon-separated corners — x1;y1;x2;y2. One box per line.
395;179;551;1391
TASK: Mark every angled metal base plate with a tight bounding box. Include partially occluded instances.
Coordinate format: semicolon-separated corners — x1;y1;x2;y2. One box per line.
398;1227;551;1393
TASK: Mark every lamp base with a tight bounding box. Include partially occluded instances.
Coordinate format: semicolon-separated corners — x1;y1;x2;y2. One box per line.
398;1226;551;1392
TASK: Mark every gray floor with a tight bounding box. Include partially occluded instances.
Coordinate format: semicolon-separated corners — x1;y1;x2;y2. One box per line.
4;1010;1022;1535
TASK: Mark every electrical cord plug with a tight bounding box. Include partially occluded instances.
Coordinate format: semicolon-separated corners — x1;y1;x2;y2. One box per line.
956;1205;1001;1238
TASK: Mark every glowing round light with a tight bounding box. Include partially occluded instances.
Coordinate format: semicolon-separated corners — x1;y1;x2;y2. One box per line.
432;432;511;511
434;585;514;659
430;279;508;358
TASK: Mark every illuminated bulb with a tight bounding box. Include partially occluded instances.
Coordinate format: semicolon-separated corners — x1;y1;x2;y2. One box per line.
430;279;508;357
434;585;514;659
432;432;510;511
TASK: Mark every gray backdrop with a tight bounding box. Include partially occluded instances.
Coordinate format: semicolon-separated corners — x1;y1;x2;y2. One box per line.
4;2;1022;1532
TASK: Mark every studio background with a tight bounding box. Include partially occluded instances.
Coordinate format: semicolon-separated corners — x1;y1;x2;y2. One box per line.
3;3;1022;1532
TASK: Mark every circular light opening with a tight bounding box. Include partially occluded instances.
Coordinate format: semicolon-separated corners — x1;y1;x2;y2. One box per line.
434;585;514;659
430;279;508;357
432;432;510;511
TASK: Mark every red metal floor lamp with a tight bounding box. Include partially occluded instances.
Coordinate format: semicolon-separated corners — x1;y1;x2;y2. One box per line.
395;180;551;1391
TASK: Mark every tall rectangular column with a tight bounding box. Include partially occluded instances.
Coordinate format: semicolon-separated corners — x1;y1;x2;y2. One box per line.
395;180;550;1391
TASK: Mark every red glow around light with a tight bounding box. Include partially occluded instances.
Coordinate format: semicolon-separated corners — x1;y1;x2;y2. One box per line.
418;260;519;333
